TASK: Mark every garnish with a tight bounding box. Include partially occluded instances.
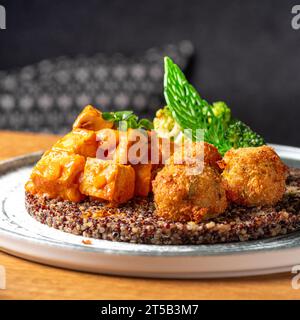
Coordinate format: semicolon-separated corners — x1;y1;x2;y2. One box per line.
163;57;212;137
153;106;182;141
162;57;264;154
225;119;265;149
102;111;153;131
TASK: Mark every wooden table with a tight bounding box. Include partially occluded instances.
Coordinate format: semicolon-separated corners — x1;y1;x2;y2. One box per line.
0;130;299;300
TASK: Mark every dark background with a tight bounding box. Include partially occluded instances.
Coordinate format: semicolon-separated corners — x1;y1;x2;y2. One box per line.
0;0;299;146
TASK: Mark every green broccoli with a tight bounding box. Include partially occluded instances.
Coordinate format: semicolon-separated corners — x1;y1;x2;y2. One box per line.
225;120;265;149
211;101;231;127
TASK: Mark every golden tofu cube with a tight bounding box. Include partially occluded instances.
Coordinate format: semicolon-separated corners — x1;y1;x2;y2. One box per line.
133;164;152;197
96;129;119;160
113;128;149;165
73;105;113;131
25;151;86;202
52;129;97;158
80;158;135;204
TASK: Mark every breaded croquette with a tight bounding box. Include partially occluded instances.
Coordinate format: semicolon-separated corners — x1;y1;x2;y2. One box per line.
152;164;228;223
221;146;287;206
167;141;222;170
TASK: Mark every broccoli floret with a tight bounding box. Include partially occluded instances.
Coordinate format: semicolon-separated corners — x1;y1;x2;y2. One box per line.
153;106;183;142
203;101;231;128
211;101;231;127
225;120;265;149
153;105;264;155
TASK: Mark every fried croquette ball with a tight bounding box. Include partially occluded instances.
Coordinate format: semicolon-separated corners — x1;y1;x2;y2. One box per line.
167;142;222;170
221;146;288;206
152;164;228;223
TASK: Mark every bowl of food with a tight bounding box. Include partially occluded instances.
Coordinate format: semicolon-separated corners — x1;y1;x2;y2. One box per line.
1;57;300;278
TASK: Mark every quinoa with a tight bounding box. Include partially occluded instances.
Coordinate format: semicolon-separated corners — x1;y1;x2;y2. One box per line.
25;168;300;245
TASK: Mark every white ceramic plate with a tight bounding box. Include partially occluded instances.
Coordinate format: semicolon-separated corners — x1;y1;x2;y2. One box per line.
1;144;300;278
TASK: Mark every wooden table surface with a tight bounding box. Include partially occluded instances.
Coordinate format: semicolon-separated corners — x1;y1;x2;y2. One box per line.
0;130;299;300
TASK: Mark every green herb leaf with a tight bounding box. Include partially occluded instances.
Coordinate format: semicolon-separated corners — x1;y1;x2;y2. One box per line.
163;56;265;155
102;110;153;131
164;56;213;140
138;118;154;130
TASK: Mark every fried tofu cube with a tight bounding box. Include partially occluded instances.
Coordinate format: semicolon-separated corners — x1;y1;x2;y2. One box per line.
52;129;97;158
113;128;149;165
96;129;119;160
73;105;113;131
79;158;135;204
25;151;86;202
133;164;152;197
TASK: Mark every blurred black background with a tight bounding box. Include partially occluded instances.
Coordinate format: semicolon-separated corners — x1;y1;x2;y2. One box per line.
0;0;299;146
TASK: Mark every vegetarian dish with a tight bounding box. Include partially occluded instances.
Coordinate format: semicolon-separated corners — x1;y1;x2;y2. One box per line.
25;57;300;244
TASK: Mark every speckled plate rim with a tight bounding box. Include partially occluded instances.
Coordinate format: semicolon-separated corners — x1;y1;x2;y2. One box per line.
1;145;300;278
